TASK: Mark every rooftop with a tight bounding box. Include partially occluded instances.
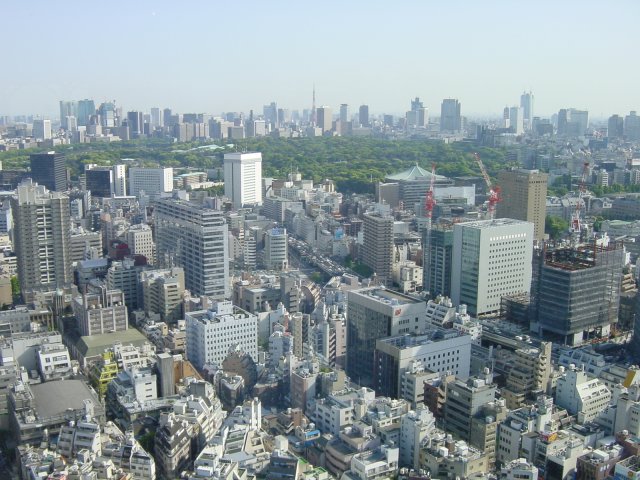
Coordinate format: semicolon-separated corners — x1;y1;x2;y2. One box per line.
75;329;148;359
30;379;99;419
385;165;449;182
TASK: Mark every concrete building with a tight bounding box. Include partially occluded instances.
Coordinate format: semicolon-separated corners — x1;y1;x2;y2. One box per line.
451;218;534;317
29;152;66;191
374;328;472;398
128;167;173;197
72;288;129;336
69;227;102;263
399;405;436;468
106;258;143;310
496;169;548;243
264;227;288;270
444;372;497;442
125;224;154;263
140;267;185;323
555;364;611;423
317;106;332;133
440;99;462;133
362;210;394;285
186;301;258;369
501;458;538;480
85;166;114;198
154;197;229;300
534;242;625;345
423;223;454;298
33;119;52;140
346;287;427;388
223;152;263;208
12;179;73;301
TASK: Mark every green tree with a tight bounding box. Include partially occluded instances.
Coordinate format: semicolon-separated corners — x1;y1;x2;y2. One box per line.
545;215;569;240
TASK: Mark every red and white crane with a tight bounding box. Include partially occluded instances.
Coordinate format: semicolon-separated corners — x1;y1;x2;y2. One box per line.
571;161;590;243
474;152;501;219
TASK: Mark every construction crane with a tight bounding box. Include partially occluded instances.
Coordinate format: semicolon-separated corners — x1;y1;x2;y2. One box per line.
474;152;501;219
423;163;437;296
571;161;590;244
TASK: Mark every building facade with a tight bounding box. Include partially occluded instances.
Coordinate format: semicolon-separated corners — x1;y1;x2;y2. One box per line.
223;152;263;208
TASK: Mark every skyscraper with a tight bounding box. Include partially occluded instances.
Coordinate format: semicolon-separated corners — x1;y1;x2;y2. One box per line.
29;152;67;192
496;169;548;242
316;106;332;133
77;99;96;126
85;167;114;198
12;180;73;300
624;111;640;140
423;223;454;298
154;198;229;300
362;209;394;285
126;111;144;138
608;115;624;139
451;219;534;317
359;105;370;127
32;119;52;140
98;102;117;128
59;100;77;130
112;165;127;197
223;152;263;208
508;106;524;135
150;107;162;128
520;91;534;130
339;104;349;124
440;99;462;132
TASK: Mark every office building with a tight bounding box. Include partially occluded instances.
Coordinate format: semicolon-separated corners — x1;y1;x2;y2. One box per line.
359;105;370;127
125;224;154;263
558;108;589;136
97;102;117;128
555;364;611;423
154;198;229;300
59;100;78;130
496;169;548;242
12;180;73;300
533;242;625;345
72;288;129;337
106;259;143;310
317;106;332;133
374;328;472;398
625;111;640;141
362;210;394;285
263;227;288;270
520;91;534;130
128;167;173;197
607;115;624;139
126;111;144;138
451;219;534;317
346;287;427;387
423;223;454;298
186;301;258;369
340;104;349;124
113;165;127;196
150;107;162;128
440;99;462;132
444;373;497;442
508;106;524;135
32;119;52;140
85;166;113;198
223;152;263;208
140;267;185;324
77;99;96;126
29;152;67;191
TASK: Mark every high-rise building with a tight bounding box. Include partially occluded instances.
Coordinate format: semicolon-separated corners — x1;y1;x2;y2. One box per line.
625;111;640;141
12;180;73;300
508;106;524;135
154;198;229;300
608;115;624;139
59;101;78;130
85;167;113;198
263;227;288;270
359;105;370;127
223;152;262;208
263;102;278;128
557;108;589;136
126;111;144;138
150;107;162;128
362;210;394;285
316;106;332;133
128;167;173;197
496;169;548;242
186;301;258;369
124;224;154;262
520;91;534;130
423;223;454;298
451;219;534;317
407;97;428;128
140;267;185;323
72;288;129;336
32;119;52;140
97;102;116;128
29;152;67;192
444;373;497;443
533;242;625;345
112;165;126;196
339;104;349;124
440;99;462;132
346;287;428;387
77;99;96;126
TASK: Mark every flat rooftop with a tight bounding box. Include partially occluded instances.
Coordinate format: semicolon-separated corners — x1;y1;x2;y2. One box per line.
31;379;99;419
455;218;531;229
76;328;148;359
351;287;422;306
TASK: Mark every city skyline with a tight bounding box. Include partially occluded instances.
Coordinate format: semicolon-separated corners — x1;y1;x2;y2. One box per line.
2;0;639;118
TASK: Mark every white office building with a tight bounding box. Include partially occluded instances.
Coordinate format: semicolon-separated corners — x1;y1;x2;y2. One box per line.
186;301;258;369
129;167;173;197
451;218;534;317
223;152;262;208
555;364;611;423
125;224;154;263
263;227;288;270
113;165;127;196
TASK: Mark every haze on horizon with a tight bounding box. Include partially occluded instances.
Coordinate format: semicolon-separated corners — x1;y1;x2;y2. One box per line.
2;0;639;119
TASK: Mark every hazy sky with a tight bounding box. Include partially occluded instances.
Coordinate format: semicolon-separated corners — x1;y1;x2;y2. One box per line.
2;0;639;119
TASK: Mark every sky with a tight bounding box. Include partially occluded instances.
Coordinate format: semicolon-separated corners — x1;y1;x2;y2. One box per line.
2;0;639;119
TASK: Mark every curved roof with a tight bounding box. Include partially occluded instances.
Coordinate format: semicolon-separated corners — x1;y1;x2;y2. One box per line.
385;164;448;182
